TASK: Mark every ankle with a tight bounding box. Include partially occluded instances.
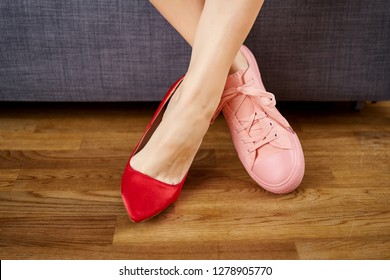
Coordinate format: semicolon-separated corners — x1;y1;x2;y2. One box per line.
176;77;222;119
229;51;248;75
171;96;217;125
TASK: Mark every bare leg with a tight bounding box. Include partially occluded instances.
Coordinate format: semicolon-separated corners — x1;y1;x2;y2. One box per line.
149;0;248;74
131;0;264;184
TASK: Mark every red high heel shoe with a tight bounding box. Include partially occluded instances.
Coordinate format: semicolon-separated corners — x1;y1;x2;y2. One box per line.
121;76;185;223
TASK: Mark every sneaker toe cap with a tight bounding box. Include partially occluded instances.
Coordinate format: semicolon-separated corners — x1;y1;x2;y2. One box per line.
252;149;301;194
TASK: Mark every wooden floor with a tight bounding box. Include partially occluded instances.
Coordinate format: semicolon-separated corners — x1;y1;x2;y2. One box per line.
0;100;389;260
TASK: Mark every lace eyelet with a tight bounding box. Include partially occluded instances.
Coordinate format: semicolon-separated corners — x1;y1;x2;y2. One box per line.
274;133;279;138
269;122;273;127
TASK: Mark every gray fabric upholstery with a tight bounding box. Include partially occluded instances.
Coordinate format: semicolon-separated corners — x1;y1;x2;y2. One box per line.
249;0;390;101
0;0;389;101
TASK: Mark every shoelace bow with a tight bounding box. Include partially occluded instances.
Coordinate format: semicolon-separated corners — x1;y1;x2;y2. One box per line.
214;78;292;153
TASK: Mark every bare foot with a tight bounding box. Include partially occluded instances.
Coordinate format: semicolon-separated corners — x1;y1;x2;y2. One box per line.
130;51;248;184
130;81;214;184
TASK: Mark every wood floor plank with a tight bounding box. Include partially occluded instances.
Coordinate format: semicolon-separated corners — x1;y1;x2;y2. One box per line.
0;169;20;190
113;211;221;245
0;241;298;260
349;211;390;238
33;106;152;133
13;168;122;191
0;118;37;132
0;243;219;260
0;102;154;133
218;240;299;260
113;208;350;244
0;150;128;169
296;103;390;133
0;190;124;217
80;132;140;151
0;216;116;247
0;132;82;150
296;238;390;259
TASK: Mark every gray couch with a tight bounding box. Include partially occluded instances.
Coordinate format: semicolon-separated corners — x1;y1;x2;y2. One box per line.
0;0;389;102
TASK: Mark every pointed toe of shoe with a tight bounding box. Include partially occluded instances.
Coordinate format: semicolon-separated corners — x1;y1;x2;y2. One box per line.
121;164;183;223
252;149;304;194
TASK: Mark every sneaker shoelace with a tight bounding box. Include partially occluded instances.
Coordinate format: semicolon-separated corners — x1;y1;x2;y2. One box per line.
213;78;293;153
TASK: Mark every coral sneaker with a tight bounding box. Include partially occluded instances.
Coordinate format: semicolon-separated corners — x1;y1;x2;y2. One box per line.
214;45;305;194
121;76;186;222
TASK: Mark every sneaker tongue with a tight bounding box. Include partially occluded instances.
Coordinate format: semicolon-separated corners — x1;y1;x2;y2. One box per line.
228;97;255;120
225;70;264;138
225;70;254;120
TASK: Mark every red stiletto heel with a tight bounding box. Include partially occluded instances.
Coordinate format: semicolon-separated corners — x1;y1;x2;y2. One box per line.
121;76;185;223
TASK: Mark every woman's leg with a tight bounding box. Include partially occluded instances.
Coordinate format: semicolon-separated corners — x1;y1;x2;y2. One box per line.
149;0;204;46
131;0;265;184
149;0;248;74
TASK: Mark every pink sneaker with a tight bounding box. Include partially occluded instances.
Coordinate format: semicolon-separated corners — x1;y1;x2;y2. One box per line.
213;45;305;194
